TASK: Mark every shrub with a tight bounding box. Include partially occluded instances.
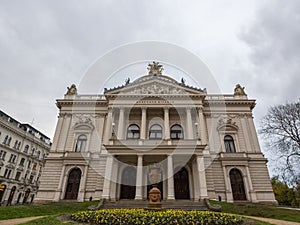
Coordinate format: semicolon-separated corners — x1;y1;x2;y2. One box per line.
71;208;243;225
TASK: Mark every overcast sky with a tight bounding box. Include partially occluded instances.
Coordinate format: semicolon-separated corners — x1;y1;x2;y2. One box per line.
0;1;299;173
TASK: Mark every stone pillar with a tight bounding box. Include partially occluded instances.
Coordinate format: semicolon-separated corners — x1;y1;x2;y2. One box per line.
135;155;143;200
51;115;64;151
54;164;66;201
104;108;113;144
102;156;114;199
196;155;208;200
78;165;88;201
198;107;208;145
141;107;147;140
223;166;233;202
186;108;193;139
164;107;170;140
167;155;175;200
117;107;125;139
246;165;257;202
241;116;252;151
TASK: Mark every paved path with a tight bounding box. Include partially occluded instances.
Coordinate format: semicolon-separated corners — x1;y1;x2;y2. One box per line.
1;215;300;225
244;216;300;225
0;216;43;225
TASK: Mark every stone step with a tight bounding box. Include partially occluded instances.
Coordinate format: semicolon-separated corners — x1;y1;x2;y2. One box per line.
103;200;208;210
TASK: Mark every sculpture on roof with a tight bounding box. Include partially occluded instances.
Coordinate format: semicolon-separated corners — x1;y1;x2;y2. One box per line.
147;61;163;76
66;84;77;95
234;84;247;96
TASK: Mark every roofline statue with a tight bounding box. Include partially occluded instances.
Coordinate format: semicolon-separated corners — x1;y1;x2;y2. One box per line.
147;61;163;76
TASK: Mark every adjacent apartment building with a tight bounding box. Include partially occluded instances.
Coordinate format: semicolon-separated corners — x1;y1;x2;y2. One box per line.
0;110;51;206
35;62;277;205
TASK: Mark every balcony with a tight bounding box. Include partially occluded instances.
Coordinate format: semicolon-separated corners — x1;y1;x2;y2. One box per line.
104;139;205;155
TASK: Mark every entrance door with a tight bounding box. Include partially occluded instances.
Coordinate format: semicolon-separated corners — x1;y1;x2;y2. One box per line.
0;184;6;204
7;186;16;205
120;167;136;199
65;168;81;200
230;169;247;201
23;188;30;204
174;167;190;199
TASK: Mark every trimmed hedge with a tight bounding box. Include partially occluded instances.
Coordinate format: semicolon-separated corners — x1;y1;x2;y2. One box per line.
71;208;243;225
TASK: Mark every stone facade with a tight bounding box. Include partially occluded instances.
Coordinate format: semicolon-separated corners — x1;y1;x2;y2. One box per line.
0;110;51;206
35;63;277;205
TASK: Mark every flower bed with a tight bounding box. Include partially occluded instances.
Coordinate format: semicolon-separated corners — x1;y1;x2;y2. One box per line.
71;208;243;225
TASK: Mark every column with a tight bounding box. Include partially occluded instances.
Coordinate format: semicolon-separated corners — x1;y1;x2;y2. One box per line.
135;155;143;200
54;164;66;201
78;165;89;201
117;107;125;139
167;155;175;200
164;107;170;140
241;116;252;151
51;114;64;151
141;107;147;140
104;108;113;144
245;166;257;202
186;108;193;139
196;155;208;200
102;156;114;199
198;107;208;145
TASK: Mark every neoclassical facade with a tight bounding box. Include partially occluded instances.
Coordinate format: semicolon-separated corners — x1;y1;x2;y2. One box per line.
0;110;51;206
36;63;276;205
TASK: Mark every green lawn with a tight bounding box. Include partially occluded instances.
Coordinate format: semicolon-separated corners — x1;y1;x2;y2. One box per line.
0;201;95;220
211;200;300;223
0;200;298;225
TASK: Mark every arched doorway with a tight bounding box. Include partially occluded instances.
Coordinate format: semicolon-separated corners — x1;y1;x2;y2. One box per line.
23;188;30;204
65;168;82;200
7;186;16;206
17;192;22;204
0;184;6;204
174;167;190;199
120;167;136;199
230;168;247;201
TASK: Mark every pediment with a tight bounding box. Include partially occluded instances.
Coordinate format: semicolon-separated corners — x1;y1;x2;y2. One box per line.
105;76;205;96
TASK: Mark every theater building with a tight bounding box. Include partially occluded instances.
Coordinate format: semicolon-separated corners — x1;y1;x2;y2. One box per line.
35;62;276;205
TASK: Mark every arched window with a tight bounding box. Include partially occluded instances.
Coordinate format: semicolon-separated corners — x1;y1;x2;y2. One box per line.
75;135;87;152
7;137;11;146
170;124;184;139
3;135;8;144
36;150;41;159
24;145;29;153
224;135;236;153
19;158;25;166
127;124;140;139
149;124;162;139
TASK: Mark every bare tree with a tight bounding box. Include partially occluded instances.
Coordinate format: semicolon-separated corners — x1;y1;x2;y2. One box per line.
260;99;300;183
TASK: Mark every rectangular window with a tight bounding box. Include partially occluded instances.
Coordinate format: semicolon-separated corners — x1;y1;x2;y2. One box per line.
7;170;12;178
15;171;21;181
19;158;25;166
4;169;12;179
4;169;8;178
32;163;37;170
9;154;17;163
29;175;34;183
0;150;7;160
